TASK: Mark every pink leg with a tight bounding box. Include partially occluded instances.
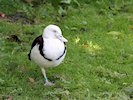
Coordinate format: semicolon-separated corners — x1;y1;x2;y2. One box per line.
41;68;54;86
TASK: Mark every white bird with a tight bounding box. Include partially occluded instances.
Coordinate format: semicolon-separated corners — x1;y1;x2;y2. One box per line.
28;24;68;86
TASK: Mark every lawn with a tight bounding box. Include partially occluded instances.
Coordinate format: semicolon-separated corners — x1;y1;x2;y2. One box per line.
0;0;133;99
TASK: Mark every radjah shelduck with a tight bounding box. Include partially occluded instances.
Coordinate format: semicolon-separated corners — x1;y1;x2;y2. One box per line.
28;24;68;86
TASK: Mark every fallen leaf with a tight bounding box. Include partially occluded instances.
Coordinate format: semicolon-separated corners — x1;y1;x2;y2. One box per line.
7;96;12;100
74;37;80;44
70;27;78;31
82;44;88;48
8;11;35;24
7;35;21;43
0;12;5;17
129;25;133;30
106;31;122;35
28;77;35;83
82;41;102;55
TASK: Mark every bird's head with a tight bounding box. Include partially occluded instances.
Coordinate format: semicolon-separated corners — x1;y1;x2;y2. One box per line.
42;24;68;42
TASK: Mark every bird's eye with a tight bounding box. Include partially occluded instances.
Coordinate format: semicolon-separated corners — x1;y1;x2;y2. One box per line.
53;30;56;33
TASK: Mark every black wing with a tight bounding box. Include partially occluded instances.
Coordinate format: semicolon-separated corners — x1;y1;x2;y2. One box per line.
28;35;44;60
28;35;52;61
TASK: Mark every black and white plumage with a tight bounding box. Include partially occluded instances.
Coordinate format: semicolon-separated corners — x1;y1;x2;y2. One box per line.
28;25;68;86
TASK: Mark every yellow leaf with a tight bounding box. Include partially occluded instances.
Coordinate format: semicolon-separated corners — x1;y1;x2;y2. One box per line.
74;37;80;44
129;25;133;29
106;31;122;35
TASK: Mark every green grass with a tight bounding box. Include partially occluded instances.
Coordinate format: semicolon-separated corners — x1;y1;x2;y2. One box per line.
0;1;133;99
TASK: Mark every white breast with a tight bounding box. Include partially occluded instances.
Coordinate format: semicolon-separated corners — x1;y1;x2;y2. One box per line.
43;39;65;60
30;38;66;68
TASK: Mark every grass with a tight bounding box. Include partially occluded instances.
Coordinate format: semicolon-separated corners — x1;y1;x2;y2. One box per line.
0;0;133;99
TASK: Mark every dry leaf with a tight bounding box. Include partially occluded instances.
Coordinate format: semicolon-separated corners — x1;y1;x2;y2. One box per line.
129;25;133;29
106;31;122;35
0;12;5;17
74;37;80;44
8;96;12;100
82;41;102;53
28;77;35;83
82;44;88;48
7;35;21;43
107;31;122;36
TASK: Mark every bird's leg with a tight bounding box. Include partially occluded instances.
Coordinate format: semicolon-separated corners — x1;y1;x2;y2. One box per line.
41;68;54;86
